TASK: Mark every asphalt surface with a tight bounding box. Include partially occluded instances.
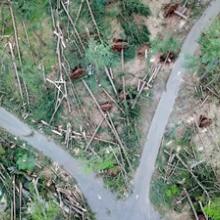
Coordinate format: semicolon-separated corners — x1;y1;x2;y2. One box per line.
1;1;220;219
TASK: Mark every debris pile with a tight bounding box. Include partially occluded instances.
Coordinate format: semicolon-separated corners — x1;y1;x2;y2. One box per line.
163;3;188;20
159;52;176;64
112;38;128;52
163;3;179;18
70;67;85;80
100;102;113;112
198;115;212;128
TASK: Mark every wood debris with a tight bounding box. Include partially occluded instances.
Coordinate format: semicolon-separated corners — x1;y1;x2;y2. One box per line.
198;115;212;128
98;165;121;177
159;52;176;64
100;101;113;112
163;3;188;20
70;66;85;80
198;214;206;220
112;38;128;52
163;3;179;18
137;44;149;58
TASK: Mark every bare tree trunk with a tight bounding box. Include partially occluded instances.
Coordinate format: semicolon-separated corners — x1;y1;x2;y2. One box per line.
85;0;102;42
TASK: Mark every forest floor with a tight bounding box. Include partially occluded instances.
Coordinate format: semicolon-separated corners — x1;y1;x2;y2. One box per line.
0;0;209;197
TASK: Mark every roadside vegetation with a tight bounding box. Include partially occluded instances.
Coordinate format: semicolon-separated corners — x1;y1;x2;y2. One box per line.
151;15;220;220
0;129;93;220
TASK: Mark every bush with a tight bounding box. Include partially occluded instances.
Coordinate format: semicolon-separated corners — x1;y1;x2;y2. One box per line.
150;178;180;209
199;18;220;67
31;88;57;122
123;0;151;17
121;22;150;46
30;197;60;220
16;152;36;171
151;37;180;54
197;17;220;90
13;0;48;21
85;39;117;70
204;198;220;220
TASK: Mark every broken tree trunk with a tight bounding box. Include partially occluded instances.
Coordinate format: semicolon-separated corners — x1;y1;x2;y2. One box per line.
184;188;199;220
85;0;102;42
8;42;24;101
85;117;105;151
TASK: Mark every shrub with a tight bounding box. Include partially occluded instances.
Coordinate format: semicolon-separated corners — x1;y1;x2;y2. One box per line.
85;39;117;70
123;0;151;17
151;37;180;54
204;198;220;220
121;22;150;46
13;0;47;21
16;152;36;171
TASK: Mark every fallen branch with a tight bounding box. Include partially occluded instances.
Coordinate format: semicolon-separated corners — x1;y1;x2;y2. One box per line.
60;0;85;52
102;88;124;113
83;80;132;169
85;117;105;151
174;10;187;20
176;154;210;201
8;1;30;107
75;0;85;24
85;0;102;42
104;66;118;96
184;188;199;220
8;42;24;101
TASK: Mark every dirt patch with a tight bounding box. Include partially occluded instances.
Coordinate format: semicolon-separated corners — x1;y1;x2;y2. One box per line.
164;210;192;220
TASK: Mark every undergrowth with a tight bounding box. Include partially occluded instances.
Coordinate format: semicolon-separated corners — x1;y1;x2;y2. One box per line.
151;124;220;217
0;130;93;220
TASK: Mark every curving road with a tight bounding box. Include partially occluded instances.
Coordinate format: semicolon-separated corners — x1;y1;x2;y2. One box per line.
1;1;220;219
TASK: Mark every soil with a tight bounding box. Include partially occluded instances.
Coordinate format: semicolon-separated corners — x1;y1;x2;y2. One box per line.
164;210;192;220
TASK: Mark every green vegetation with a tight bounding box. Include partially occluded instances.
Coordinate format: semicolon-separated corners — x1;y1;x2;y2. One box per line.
151;36;180;55
121;22;150;46
16;150;36;171
192;16;220;95
151;124;220;216
123;0;151;16
119;0;151;59
30;199;59;220
204;198;220;220
0;129;92;220
85;39;117;70
151;179;181;209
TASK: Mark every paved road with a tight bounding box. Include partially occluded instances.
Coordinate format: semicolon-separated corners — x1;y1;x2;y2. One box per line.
1;1;220;219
